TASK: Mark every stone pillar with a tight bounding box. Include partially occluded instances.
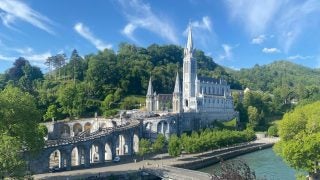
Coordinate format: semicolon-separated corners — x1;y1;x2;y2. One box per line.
99;144;105;163
84;146;90;167
161;122;164;134
65;150;72;170
59;152;64;168
70;125;74;137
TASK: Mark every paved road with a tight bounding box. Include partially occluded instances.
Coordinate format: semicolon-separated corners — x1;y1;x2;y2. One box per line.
33;137;279;180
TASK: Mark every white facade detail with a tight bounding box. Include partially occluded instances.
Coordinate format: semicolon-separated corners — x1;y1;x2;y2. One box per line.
146;24;235;114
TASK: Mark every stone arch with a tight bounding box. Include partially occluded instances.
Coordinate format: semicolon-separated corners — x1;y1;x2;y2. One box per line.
104;142;112;161
49;149;61;168
71;146;79;166
71;146;86;166
145;122;152;130
73;123;82;136
116;134;127;156
90;141;102;163
60;124;70;138
84;122;92;133
133;133;139;153
157;121;168;134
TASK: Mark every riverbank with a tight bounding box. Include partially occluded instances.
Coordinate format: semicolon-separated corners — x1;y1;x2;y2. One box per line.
33;137;279;179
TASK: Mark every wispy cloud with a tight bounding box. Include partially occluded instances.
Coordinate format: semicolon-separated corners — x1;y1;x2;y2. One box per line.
287;54;314;60
219;44;234;60
0;44;52;68
251;35;266;44
277;0;320;53
0;54;14;61
119;0;178;43
225;0;320;53
225;0;282;36
74;22;112;51
183;16;216;49
190;16;212;32
262;47;280;54
0;0;54;34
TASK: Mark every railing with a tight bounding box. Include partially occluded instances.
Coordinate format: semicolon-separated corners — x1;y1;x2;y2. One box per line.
45;120;140;148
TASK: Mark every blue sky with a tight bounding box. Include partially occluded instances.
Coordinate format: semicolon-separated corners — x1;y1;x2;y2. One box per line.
1;0;320;73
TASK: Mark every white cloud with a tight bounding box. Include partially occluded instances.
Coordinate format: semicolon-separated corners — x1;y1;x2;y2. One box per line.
74;22;112;51
277;0;320;53
0;54;14;61
0;0;54;34
219;44;233;60
227;66;240;71
251;35;266;44
122;23;138;42
225;0;282;35
287;54;314;60
24;51;51;63
262;47;281;54
119;0;178;43
0;46;51;68
190;16;212;32
183;16;216;49
225;0;320;53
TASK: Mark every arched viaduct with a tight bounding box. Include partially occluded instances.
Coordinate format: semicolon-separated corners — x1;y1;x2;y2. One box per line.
26;120;141;174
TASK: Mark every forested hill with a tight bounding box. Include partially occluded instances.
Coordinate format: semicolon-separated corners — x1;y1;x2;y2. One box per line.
0;43;238;119
227;60;320;93
1;43;320;120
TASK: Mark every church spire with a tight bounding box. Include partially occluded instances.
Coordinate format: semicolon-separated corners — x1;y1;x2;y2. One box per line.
147;77;153;96
187;24;193;52
174;72;180;93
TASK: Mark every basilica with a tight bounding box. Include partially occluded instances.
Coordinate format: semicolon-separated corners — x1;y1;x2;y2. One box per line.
146;26;235;115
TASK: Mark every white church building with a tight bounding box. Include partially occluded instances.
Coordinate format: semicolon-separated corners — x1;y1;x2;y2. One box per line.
146;26;235;115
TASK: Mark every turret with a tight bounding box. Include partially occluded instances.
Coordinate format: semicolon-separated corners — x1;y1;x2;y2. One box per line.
173;72;182;113
146;77;154;112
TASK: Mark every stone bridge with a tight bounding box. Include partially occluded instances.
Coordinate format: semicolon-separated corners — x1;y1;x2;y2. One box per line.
26;119;141;174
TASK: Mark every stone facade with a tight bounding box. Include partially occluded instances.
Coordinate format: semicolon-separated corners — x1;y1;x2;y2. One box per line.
144;25;238;140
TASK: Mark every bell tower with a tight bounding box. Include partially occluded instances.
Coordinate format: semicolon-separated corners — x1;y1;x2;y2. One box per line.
182;25;197;112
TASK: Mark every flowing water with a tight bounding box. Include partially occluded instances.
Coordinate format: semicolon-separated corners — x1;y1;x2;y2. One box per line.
198;148;298;180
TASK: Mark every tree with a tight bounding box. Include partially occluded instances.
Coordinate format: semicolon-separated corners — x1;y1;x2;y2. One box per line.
6;58;28;82
152;134;166;153
0;86;45;178
44;104;59;121
274;101;320;179
267;125;278;137
69;49;85;82
138;139;151;159
247;106;259;129
57;82;86;118
168;134;181;157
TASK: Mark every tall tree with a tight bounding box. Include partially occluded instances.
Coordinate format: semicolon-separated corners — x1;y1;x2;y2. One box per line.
57;82;86;118
0;86;45;178
6;58;28;82
274;101;320;179
69;49;85;82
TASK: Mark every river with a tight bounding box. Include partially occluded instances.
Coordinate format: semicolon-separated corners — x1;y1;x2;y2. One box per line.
198;148;298;180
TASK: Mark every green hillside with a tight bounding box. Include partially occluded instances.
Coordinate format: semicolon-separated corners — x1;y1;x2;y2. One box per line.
228;60;320;92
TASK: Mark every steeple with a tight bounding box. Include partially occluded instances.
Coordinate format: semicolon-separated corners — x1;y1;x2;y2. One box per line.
173;72;180;93
186;24;193;53
147;77;153;96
